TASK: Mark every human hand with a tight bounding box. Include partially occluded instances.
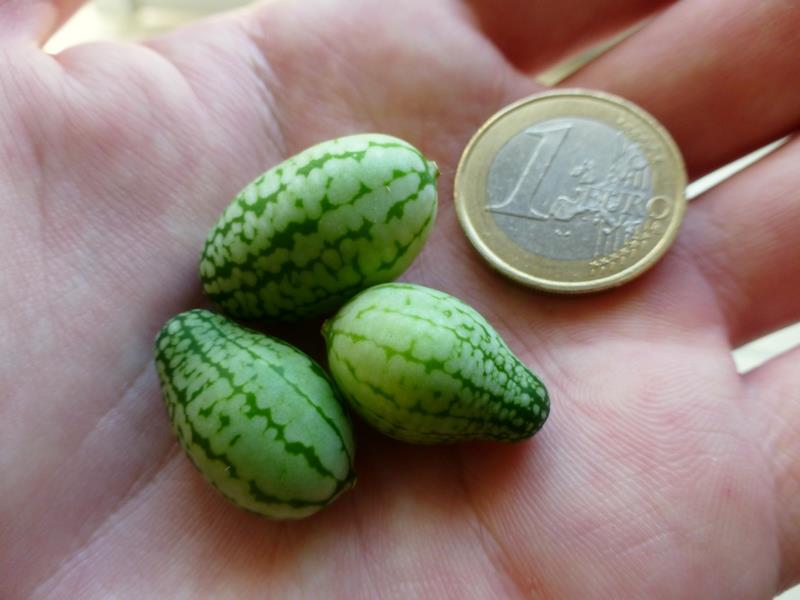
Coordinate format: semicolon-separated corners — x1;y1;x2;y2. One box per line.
2;0;798;597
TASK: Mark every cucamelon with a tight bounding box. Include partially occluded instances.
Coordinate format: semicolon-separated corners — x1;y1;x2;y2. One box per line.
323;283;550;443
200;134;438;321
155;309;356;519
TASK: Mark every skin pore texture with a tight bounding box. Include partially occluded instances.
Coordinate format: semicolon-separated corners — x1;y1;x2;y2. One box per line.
1;0;799;598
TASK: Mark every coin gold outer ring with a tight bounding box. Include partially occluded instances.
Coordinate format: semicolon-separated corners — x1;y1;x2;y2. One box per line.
454;89;688;293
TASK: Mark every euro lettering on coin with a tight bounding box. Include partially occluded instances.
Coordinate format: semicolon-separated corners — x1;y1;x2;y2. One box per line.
454;89;687;293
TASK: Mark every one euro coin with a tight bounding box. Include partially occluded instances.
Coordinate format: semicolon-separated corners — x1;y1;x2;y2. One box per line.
454;89;687;293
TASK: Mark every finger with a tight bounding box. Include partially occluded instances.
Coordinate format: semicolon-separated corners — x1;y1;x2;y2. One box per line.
146;0;531;157
566;0;800;177
675;135;800;347
745;347;800;590
462;0;673;73
0;0;86;45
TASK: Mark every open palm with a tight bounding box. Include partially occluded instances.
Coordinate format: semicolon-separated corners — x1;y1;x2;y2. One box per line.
3;0;799;597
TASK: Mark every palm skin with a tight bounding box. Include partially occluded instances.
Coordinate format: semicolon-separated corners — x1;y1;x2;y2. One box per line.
2;0;799;598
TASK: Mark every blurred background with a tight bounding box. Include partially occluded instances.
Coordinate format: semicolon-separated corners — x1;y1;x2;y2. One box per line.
46;0;253;50
45;2;800;598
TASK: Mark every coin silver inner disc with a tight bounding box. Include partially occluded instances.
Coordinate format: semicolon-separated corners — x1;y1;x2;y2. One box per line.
487;117;654;261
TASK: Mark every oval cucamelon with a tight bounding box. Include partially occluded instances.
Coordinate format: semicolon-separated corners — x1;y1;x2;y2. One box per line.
200;133;438;321
322;283;550;443
155;309;356;519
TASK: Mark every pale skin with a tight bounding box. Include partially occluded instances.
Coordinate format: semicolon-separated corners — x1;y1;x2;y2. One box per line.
1;0;798;597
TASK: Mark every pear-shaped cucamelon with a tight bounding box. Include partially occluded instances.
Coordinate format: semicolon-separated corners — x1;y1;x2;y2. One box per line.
323;283;549;443
155;309;355;519
200;133;438;321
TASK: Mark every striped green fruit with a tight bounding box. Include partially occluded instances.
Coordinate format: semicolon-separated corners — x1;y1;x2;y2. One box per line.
323;283;550;443
200;133;438;321
154;309;356;519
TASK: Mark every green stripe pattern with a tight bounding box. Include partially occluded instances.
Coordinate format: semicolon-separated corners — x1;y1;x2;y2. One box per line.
323;284;550;443
200;134;438;321
155;309;356;519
